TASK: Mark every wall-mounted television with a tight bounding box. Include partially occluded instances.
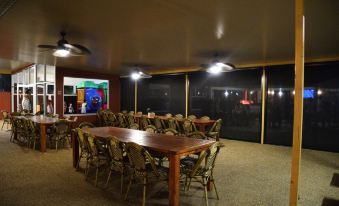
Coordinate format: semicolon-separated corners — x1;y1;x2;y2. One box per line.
304;89;314;99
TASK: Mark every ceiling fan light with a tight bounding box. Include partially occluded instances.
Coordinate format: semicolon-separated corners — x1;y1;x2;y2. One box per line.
53;48;70;57
207;65;222;74
215;62;226;67
131;72;141;80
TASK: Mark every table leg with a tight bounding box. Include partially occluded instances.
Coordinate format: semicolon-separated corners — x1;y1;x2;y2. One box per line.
169;154;180;206
72;131;79;168
40;124;47;152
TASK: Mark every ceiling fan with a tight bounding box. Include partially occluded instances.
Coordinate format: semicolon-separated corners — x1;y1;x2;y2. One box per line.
120;63;152;80
38;32;91;57
198;52;235;74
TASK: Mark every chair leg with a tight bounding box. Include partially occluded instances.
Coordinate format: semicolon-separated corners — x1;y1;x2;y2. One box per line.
76;156;82;170
85;160;90;177
33;139;36;150
124;175;133;200
105;169;112;187
95;162;99;187
212;178;219;200
56;140;58;151
203;178;209;206
184;175;188;192
1;122;4;130
120;172;124;195
142;177;147;206
187;177;192;192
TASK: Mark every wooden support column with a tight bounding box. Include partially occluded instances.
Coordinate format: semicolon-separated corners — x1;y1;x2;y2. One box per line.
134;81;137;113
185;74;189;118
289;0;305;205
260;68;266;144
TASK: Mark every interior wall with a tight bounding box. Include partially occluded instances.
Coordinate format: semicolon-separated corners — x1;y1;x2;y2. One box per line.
55;67;120;124
0;74;11;119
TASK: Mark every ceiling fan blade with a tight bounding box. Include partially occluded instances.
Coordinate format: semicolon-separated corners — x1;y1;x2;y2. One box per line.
70;44;91;55
63;44;82;53
38;45;57;49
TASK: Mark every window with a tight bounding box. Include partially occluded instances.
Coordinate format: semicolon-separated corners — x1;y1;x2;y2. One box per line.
189;69;262;142
63;77;109;115
137;74;185;115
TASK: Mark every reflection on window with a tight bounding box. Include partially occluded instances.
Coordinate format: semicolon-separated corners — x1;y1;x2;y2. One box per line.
189;70;262;142
63;77;109;115
137;75;185;115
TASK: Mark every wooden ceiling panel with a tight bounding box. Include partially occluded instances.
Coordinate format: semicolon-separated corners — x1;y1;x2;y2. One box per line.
0;0;338;74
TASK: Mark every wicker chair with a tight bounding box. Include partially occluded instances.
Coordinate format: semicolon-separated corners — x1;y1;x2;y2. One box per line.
124;142;168;206
153;117;164;133
200;116;211;120
15;118;28;143
144;125;157;133
187;131;208;139
96;110;104;126
1;111;11;130
105;137;129;194
167;117;180;131
165;113;172;118
128;111;135;115
121;110;128;114
188;115;197;120
175;114;184;119
163;128;179;136
117;113;128;128
74;128;90;170
181;142;221;206
49;120;69;151
78;121;95;129
27;120;40;150
85;134;108;187
181;119;197;136
140;116;150;130
206;119;222;141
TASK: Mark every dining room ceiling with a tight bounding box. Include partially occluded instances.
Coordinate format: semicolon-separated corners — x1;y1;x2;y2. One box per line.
0;0;338;75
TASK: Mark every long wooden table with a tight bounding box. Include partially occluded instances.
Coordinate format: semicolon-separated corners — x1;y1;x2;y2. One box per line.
78;126;215;206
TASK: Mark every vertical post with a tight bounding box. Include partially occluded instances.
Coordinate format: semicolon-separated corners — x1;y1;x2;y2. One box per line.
185;74;189;118
289;0;304;205
43;64;47;115
33;65;37;114
260;68;266;144
134;80;137;114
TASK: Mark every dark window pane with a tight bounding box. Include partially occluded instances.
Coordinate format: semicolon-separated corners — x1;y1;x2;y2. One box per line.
137;74;185;115
189;69;262;142
303;62;339;152
120;78;135;112
0;74;11;92
265;65;294;146
265;62;339;152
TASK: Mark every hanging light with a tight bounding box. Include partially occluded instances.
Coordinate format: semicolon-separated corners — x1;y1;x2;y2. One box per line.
317;89;322;95
53;48;70;57
207;61;234;74
130;68;152;80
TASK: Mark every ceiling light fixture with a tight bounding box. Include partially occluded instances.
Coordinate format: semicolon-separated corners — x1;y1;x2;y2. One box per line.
53;48;70;57
130;69;152;80
206;61;234;74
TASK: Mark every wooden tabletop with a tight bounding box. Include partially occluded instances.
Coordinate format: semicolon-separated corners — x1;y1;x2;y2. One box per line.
83;127;215;155
14;115;73;125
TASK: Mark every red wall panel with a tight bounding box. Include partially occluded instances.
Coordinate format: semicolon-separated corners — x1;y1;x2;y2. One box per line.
0;92;11;119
